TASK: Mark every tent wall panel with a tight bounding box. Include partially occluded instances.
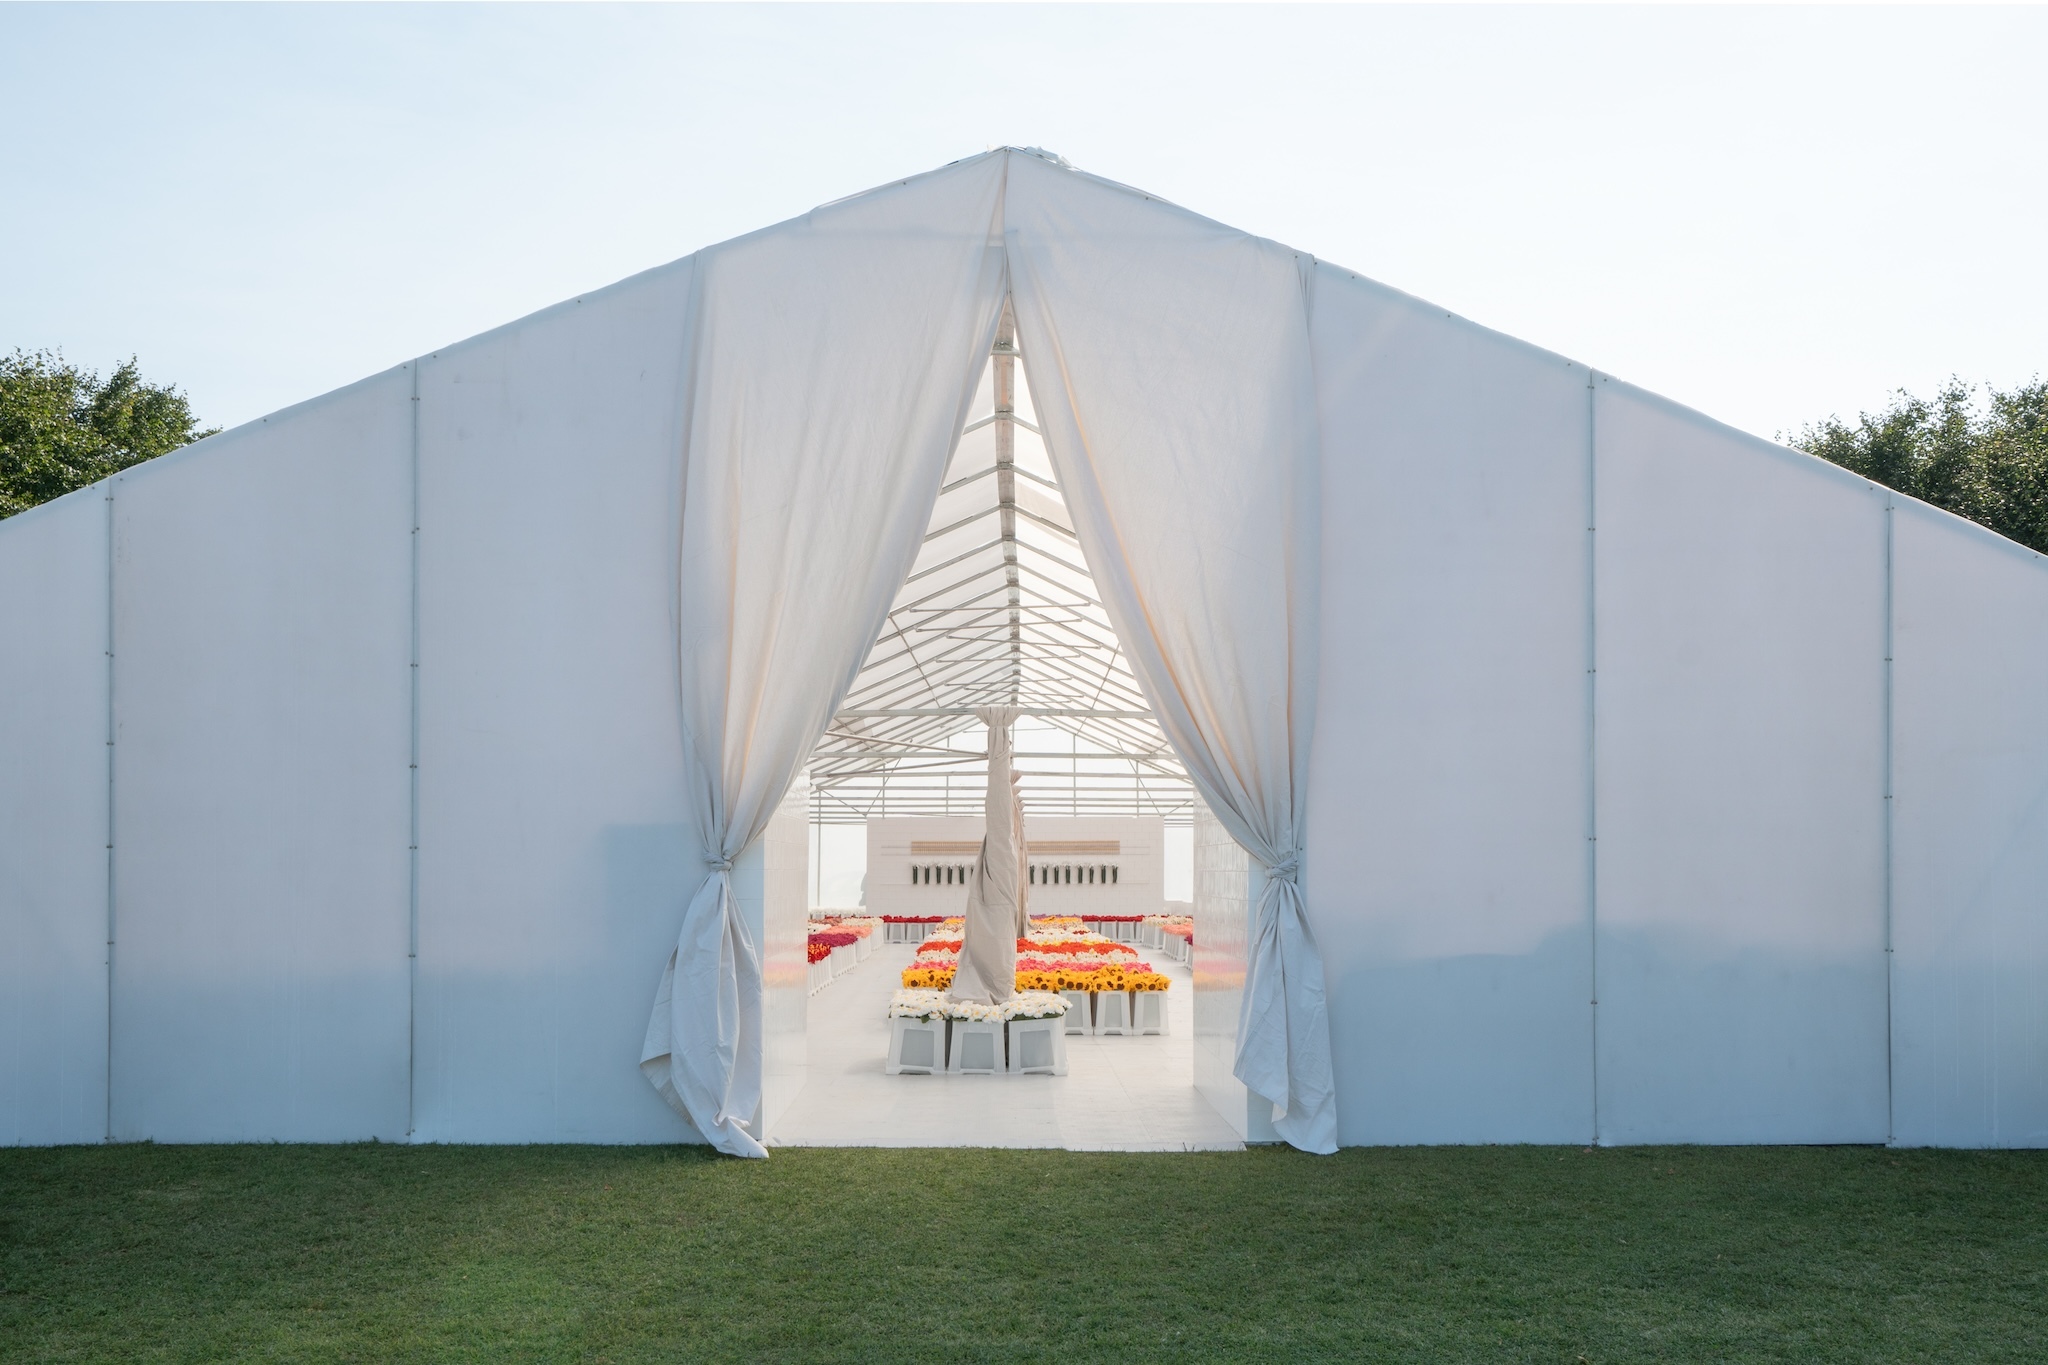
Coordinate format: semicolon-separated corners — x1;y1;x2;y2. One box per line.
108;371;414;1141
0;490;111;1144
1307;273;1595;1144
1890;503;2048;1147
1591;380;1889;1144
411;260;701;1143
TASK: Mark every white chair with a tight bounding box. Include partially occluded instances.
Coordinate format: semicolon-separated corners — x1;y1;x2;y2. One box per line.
886;1016;946;1075
948;1019;1005;1074
1058;990;1092;1033
1132;990;1169;1035
1007;1017;1068;1075
1093;989;1133;1036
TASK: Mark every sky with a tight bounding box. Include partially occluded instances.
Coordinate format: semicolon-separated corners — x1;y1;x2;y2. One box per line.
4;3;2045;444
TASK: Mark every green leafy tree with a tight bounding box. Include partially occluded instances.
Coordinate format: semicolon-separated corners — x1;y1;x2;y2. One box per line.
1790;378;2048;554
0;350;219;518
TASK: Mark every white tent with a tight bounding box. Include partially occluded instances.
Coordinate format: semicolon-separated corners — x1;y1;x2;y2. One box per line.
4;148;2046;1151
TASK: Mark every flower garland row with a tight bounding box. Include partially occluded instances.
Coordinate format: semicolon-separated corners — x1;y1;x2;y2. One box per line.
903;926;1169;992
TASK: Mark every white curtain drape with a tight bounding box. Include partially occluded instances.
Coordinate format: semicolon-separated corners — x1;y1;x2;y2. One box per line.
1004;154;1338;1152
641;157;1008;1156
950;705;1028;1004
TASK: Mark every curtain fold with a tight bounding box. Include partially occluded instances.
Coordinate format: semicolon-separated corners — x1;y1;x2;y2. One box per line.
641;156;1009;1156
1003;153;1338;1152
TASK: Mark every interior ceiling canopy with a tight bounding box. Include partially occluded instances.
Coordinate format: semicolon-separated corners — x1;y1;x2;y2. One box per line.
809;309;1194;824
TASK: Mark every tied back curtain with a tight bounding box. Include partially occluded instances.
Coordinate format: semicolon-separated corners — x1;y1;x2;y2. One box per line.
1004;154;1338;1152
641;156;1008;1156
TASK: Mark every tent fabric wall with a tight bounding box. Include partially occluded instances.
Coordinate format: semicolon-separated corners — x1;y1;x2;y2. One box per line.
1591;380;1890;1144
412;260;703;1144
1891;502;2048;1147
108;371;415;1142
0;490;110;1145
5;148;2048;1148
1305;271;1595;1145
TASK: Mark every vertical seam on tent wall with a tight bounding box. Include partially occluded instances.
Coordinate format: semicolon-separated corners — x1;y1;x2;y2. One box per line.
1882;491;1895;1144
407;361;422;1140
103;478;116;1143
1585;369;1600;1146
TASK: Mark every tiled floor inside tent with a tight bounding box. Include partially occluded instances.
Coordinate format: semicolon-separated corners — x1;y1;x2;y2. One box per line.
770;941;1243;1150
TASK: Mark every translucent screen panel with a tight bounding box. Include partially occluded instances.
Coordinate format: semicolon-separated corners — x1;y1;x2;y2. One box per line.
109;371;414;1141
1891;503;2048;1147
0;490;110;1144
412;261;701;1143
1307;270;1594;1144
1593;380;1888;1144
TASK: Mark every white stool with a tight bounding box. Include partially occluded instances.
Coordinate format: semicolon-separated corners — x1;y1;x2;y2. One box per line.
1132;990;1169;1035
830;944;856;976
886;1016;947;1075
1058;990;1093;1033
1007;1017;1068;1075
948;1019;1005;1074
855;934;874;960
807;959;830;995
1093;989;1133;1036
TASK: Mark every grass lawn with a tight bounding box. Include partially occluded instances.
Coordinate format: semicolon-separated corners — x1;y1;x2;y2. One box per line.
2;1143;2044;1362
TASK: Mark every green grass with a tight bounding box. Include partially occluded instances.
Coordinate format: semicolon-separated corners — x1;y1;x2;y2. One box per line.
2;1144;2044;1362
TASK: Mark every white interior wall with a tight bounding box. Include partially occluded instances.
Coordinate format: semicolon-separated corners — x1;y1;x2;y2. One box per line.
0;490;110;1145
1891;502;2048;1147
756;775;809;1140
1592;380;1890;1143
864;815;1162;918
108;371;415;1141
411;260;700;1144
1192;803;1274;1142
1306;270;1595;1144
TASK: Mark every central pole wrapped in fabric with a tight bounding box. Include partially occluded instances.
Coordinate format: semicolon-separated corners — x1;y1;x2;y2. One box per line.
641;157;1008;1157
950;705;1029;1003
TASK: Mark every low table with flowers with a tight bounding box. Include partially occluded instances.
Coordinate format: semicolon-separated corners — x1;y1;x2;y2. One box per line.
886;914;1172;1065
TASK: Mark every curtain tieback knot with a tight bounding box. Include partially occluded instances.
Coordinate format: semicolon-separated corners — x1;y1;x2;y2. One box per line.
704;855;734;873
1264;852;1300;883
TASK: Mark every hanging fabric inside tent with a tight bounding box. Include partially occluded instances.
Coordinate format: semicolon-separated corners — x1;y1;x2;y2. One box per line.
949;705;1028;1004
640;156;1008;1158
1004;151;1339;1153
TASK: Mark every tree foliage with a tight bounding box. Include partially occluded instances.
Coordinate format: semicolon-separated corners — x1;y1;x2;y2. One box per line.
1790;378;2048;554
0;349;219;519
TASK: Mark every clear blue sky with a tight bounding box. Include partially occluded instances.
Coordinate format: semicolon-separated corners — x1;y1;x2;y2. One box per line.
5;3;2044;440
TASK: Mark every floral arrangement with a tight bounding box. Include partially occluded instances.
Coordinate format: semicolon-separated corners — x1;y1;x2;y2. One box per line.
807;942;831;964
888;989;951;1021
812;915;879;938
879;915;947;924
1029;915;1085;929
1128;972;1171;991
809;930;860;950
886;989;1069;1022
